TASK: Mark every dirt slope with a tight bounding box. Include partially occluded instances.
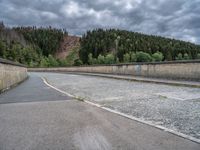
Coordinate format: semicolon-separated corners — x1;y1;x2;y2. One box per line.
55;35;80;60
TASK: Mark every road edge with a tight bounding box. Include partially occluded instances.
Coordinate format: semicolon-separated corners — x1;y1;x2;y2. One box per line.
41;76;200;144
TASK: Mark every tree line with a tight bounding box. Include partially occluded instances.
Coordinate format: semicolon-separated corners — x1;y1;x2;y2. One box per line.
79;29;200;64
0;23;73;67
1;23;200;67
14;26;68;56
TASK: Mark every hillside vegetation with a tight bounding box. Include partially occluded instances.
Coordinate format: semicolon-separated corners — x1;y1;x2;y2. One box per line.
55;35;80;60
79;29;200;64
0;24;41;65
1;23;200;67
0;23;80;67
14;26;67;57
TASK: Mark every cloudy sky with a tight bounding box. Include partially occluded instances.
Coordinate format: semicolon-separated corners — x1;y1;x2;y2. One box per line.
0;0;200;44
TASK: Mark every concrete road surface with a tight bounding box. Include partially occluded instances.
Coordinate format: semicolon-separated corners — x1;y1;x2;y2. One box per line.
0;73;199;150
40;72;200;140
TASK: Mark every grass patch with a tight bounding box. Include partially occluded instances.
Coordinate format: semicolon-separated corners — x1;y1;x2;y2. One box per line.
75;96;85;102
158;95;168;99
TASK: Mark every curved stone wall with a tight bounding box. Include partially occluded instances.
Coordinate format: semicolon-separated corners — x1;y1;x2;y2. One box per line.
0;58;27;92
29;60;200;81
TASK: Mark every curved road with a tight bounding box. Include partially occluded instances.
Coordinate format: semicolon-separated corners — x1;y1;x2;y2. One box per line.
0;73;199;150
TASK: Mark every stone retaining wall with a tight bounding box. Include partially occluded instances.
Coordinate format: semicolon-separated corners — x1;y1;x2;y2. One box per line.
0;58;27;92
29;60;200;81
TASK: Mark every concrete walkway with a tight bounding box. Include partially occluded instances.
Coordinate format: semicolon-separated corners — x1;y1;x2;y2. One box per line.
0;73;199;150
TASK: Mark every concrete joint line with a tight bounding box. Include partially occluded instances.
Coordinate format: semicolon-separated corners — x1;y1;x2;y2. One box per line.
41;77;200;144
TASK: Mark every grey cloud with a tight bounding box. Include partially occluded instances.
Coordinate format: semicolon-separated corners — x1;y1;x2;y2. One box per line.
0;0;200;44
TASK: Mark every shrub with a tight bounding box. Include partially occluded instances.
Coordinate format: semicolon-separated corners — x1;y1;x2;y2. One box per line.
105;54;115;64
176;53;183;60
48;55;59;67
152;51;164;62
29;60;35;67
92;58;98;64
40;57;49;67
88;53;93;65
97;54;105;64
136;51;152;62
183;53;190;60
58;59;68;67
29;60;38;67
130;52;137;62
74;59;83;66
196;53;200;59
123;53;130;63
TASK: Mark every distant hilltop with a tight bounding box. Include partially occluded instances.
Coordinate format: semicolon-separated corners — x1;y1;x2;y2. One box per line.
0;23;200;67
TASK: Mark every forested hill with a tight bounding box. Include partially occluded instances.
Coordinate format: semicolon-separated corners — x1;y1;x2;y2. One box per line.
1;23;200;67
79;29;200;64
14;26;68;57
0;24;80;67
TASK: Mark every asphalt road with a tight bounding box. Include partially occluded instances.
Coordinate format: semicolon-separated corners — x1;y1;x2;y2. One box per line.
0;73;199;150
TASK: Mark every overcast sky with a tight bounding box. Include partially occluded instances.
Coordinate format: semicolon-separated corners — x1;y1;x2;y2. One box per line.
0;0;200;44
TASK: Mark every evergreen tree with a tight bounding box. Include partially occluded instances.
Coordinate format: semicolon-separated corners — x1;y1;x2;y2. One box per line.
79;29;200;64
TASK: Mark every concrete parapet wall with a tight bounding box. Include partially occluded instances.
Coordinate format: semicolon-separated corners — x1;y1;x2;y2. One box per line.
29;60;200;81
0;58;27;92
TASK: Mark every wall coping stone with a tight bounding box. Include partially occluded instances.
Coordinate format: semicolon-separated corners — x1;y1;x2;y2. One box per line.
0;58;26;67
29;59;200;69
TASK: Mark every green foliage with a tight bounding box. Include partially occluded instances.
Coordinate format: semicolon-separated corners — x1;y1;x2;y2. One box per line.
165;51;173;61
123;53;130;63
74;59;83;66
130;52;137;62
183;53;190;60
197;53;200;59
136;51;152;62
104;54;115;64
64;46;80;66
2;25;200;67
39;55;60;67
0;40;6;57
152;52;164;62
40;57;49;67
14;26;67;57
88;53;93;65
57;59;68;67
1;25;69;67
47;55;59;67
79;29;200;64
92;58;98;64
0;40;41;66
97;54;105;64
29;60;35;67
176;53;183;60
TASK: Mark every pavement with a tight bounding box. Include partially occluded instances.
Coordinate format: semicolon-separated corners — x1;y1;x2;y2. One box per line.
64;72;200;88
38;72;200;140
0;73;199;150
